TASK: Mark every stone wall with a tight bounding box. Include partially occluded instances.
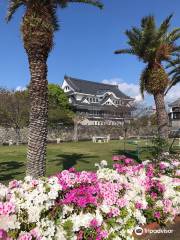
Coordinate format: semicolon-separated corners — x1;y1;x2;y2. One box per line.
171;120;180;129
0;125;158;145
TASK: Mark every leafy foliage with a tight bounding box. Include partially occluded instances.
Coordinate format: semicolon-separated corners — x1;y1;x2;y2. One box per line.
152;136;169;156
165;57;180;93
0;89;29;129
115;15;180;97
6;0;103;24
48;84;74;126
0;85;73;129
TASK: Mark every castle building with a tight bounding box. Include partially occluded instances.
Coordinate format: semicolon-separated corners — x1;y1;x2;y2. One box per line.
62;76;134;125
168;98;180;129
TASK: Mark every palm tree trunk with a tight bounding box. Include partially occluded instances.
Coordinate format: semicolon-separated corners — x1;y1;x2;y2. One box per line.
26;56;48;178
154;93;169;139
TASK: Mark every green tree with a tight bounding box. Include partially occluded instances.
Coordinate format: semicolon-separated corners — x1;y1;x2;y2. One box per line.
7;0;103;178
165;57;180;93
48;84;73;126
115;15;180;138
0;89;29;145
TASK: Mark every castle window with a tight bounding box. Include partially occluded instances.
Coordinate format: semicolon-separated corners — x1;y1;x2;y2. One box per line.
65;86;69;91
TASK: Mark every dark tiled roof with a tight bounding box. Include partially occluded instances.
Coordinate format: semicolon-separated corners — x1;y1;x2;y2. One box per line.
169;98;180;107
64;76;132;99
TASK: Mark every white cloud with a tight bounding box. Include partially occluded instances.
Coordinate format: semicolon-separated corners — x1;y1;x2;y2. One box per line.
102;78;143;102
15;86;26;91
102;78;180;106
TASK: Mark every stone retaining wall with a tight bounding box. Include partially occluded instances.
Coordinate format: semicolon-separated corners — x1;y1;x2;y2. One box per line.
0;125;158;145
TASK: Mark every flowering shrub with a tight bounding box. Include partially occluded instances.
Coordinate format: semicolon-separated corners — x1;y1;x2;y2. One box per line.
0;156;179;240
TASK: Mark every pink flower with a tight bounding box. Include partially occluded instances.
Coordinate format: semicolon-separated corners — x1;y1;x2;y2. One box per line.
135;202;143;209
99;182;121;206
124;158;134;164
100;230;108;238
9;180;19;189
0;203;4;215
63;185;99;207
30;228;42;240
18;233;32;240
172;160;179;167
77;230;84;240
159;163;166;170
31;180;39;187
68;168;76;173
154;211;161;219
90;218;99;228
96;229;108;240
112;155;120;161
110;207;120;217
151;192;157;200
0;202;16;215
163;199;172;213
0;229;7;239
4;202;15;215
117;198;128;208
112;155;126;161
157;182;165;192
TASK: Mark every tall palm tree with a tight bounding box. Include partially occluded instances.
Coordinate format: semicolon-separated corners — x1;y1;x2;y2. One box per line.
115;15;180;139
165;57;180;94
7;0;103;178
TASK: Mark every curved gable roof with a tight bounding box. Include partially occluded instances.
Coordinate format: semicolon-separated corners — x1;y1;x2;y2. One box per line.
64;75;133;100
168;98;180;107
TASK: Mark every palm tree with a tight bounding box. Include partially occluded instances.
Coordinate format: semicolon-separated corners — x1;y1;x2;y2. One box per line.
7;0;103;178
115;15;180;139
165;57;180;94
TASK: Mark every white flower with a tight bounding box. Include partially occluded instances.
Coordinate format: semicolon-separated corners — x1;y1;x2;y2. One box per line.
101;160;108;166
0;184;8;200
156;200;163;208
68;212;94;231
100;204;111;214
134;209;146;225
0;215;20;231
97;168;121;182
24;176;33;182
55;226;67;240
95;209;103;225
37;218;56;239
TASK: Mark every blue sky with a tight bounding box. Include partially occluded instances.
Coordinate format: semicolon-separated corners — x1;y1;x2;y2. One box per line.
0;0;179;104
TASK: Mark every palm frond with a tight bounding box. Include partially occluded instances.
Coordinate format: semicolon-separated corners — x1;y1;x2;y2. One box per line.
140;67;148;99
165;76;180;94
156;14;173;39
168;27;180;38
167;31;180;44
166;58;180;68
140;77;145;99
114;48;135;55
165;57;180;94
6;0;24;22
141;15;155;29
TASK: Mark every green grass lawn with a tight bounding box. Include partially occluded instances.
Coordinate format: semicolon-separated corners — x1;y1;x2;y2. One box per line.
0;140;155;184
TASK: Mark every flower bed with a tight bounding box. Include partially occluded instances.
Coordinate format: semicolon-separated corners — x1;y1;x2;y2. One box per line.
0;157;180;240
